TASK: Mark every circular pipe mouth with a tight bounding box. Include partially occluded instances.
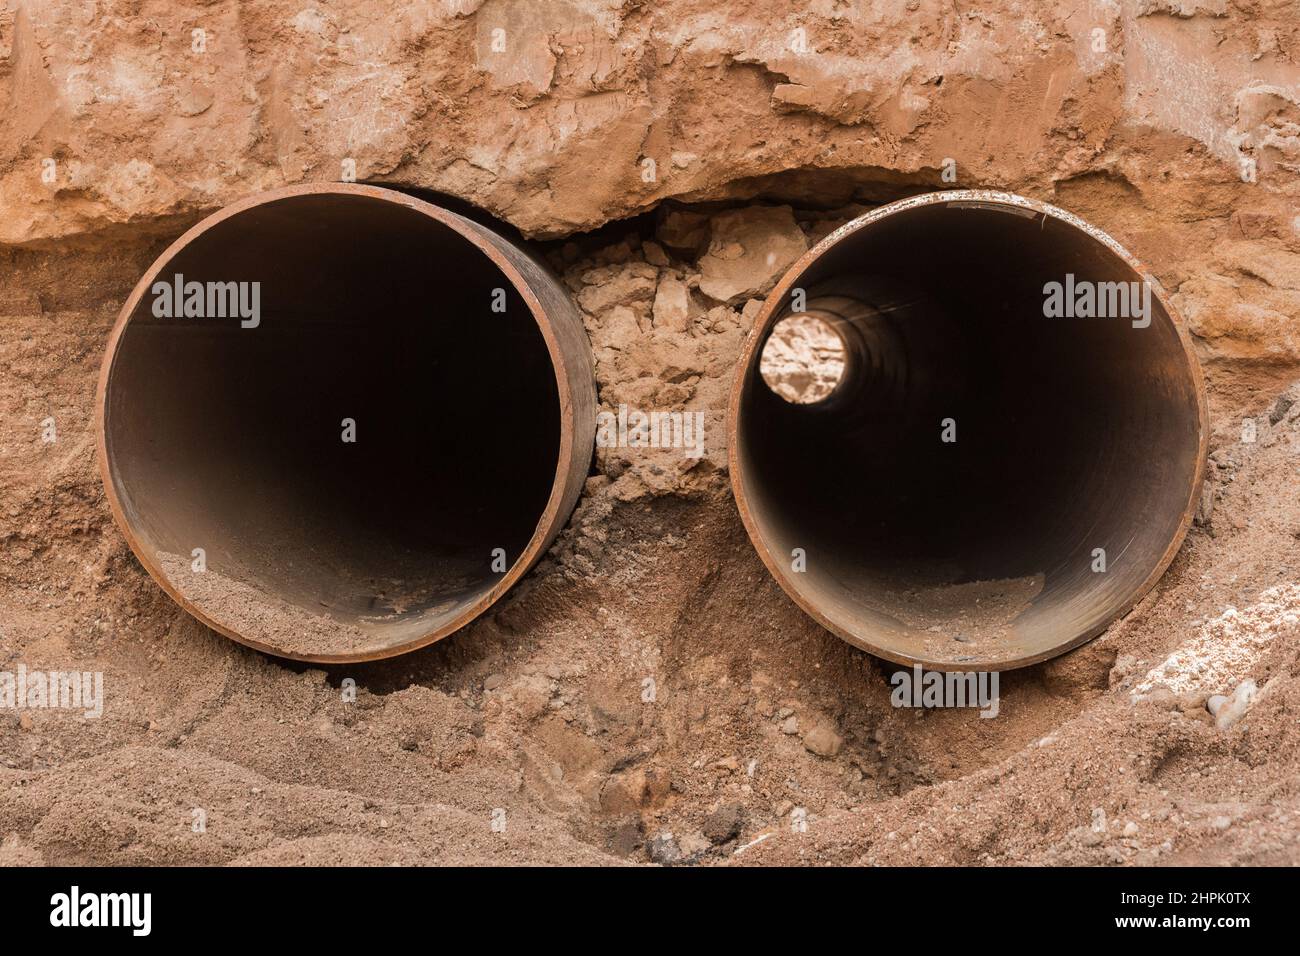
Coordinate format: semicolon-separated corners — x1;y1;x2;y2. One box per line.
96;183;595;663
728;191;1208;671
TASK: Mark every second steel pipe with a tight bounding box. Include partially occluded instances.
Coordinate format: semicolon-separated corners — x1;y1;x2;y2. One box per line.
728;191;1207;671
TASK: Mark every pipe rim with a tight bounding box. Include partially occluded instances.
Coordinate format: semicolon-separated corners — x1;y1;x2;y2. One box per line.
726;189;1209;672
96;182;591;664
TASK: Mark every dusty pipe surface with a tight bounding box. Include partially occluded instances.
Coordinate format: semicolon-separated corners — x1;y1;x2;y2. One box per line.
96;183;596;663
728;190;1208;671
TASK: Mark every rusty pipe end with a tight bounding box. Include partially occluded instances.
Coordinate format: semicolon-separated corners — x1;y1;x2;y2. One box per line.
96;183;596;663
728;190;1208;671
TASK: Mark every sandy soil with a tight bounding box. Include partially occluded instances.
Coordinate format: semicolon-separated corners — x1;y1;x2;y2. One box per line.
1;195;1298;866
2;0;1299;867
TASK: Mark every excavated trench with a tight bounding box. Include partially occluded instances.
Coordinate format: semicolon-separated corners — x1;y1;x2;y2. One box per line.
99;186;1207;679
4;176;1258;866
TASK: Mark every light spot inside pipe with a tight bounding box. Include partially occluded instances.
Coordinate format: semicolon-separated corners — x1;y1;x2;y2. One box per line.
758;314;847;405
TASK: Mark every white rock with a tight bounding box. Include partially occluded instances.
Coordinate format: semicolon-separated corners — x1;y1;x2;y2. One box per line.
1214;679;1258;730
652;273;691;331
1133;586;1298;696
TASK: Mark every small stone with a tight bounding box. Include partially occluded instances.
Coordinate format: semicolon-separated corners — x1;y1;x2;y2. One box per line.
676;830;711;861
176;82;215;117
647;831;681;865
703;803;745;844
697;206;809;302
597;238;635;265
1269;393;1295;425
803;722;844;758
1211;816;1232;830
652;273;691;331
575;262;657;314
656;209;709;255
1213;679;1258;730
1123;821;1139;836
642;240;670;267
483;673;504;691
780;716;799;735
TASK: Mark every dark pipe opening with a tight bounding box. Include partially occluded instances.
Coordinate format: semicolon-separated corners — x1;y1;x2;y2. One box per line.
101;188;568;661
732;193;1205;669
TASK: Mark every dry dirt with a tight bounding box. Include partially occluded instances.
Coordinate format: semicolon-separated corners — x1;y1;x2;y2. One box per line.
2;0;1300;866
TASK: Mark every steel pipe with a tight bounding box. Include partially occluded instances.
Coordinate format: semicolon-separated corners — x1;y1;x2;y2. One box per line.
97;183;596;663
728;191;1207;671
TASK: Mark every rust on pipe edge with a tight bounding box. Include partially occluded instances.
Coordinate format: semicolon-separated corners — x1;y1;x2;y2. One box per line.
95;182;596;664
725;189;1209;673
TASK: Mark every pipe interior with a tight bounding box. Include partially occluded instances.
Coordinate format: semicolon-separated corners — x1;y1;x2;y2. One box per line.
736;200;1202;667
103;192;561;654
